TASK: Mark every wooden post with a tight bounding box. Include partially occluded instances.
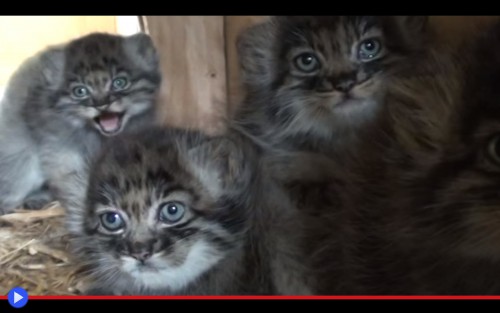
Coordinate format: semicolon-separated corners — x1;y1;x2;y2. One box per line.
144;16;227;135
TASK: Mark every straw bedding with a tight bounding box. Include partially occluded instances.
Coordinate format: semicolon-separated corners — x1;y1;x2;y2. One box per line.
0;203;88;295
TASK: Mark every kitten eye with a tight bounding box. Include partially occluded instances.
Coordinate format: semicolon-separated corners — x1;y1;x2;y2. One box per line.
293;52;320;73
99;212;125;232
111;77;129;91
159;202;186;224
72;86;90;99
358;38;383;61
487;135;500;164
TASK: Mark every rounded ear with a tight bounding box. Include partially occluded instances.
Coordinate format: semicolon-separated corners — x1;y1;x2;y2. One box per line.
39;47;66;87
187;134;256;198
236;19;278;91
123;32;160;71
378;16;430;53
388;16;430;49
397;16;429;35
106;137;137;167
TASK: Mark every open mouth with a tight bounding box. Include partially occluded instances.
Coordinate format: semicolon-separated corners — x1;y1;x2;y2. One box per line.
94;111;125;135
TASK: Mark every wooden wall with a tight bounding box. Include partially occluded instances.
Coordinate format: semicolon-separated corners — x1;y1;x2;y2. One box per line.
145;16;267;134
144;16;500;134
144;16;228;135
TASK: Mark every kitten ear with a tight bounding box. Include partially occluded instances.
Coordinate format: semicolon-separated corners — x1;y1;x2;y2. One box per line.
397;16;429;35
383;16;430;51
39;47;65;87
187;135;254;198
101;137;146;172
236;19;277;91
123;32;160;71
392;16;430;46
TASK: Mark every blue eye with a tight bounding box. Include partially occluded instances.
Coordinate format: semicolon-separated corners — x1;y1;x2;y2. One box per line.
294;52;320;73
112;77;129;90
358;38;383;61
72;86;90;98
159;202;186;224
99;212;125;232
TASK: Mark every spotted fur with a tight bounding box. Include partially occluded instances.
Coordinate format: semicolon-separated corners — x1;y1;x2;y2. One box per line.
234;16;429;154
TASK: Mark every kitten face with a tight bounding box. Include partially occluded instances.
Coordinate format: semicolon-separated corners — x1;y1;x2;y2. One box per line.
71;128;253;293
88;186;227;291
50;33;161;136
238;16;427;139
386;23;500;262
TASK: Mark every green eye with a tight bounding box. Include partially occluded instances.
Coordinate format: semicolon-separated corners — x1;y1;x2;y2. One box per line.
159;202;186;224
112;77;129;90
358;38;383;61
72;86;90;98
293;52;320;73
100;212;125;232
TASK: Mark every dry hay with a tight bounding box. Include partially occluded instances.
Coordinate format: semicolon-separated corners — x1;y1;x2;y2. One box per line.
0;202;89;295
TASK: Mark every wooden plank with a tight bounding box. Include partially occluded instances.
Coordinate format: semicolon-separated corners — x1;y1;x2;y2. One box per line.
144;16;227;134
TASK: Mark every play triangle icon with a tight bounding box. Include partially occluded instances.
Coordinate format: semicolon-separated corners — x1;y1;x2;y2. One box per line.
13;291;23;303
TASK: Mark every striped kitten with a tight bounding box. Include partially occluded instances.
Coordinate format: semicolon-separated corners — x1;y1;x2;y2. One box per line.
69;127;310;295
304;20;500;294
232;16;432;236
0;32;161;215
235;16;429;154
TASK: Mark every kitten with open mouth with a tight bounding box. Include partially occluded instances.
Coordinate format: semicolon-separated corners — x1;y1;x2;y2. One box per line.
0;32;162;216
94;111;125;135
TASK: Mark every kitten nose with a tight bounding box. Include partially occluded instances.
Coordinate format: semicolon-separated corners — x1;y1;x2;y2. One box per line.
94;96;112;110
332;72;357;92
335;79;356;92
130;251;152;262
128;239;157;262
96;103;111;111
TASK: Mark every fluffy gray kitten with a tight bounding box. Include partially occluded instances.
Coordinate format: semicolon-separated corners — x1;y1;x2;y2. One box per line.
68;127;311;295
0;32;161;215
234;16;429;155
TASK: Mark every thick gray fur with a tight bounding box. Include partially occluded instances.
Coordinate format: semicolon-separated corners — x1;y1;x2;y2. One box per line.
0;32;161;215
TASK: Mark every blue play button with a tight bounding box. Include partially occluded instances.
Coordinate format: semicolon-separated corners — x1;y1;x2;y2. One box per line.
7;287;28;308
